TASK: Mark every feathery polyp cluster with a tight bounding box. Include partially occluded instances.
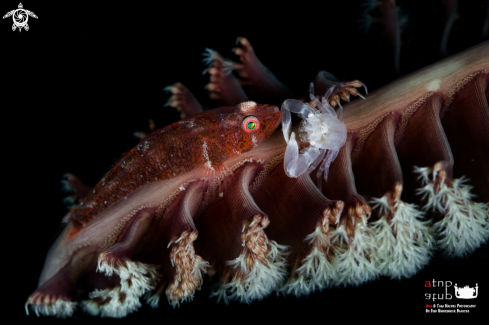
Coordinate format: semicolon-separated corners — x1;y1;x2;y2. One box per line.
282;83;347;184
211;215;289;304
330;216;379;286
25;298;77;318
280;210;338;296
370;197;434;279
414;165;489;257
166;231;210;307
82;286;142;318
82;255;160;317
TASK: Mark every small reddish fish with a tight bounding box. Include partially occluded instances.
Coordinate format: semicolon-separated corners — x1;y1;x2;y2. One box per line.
68;101;281;234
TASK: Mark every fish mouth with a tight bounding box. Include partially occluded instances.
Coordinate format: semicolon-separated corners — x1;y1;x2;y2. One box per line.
261;104;280;117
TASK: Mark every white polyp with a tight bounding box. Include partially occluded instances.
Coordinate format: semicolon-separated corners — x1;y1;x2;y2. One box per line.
210;286;230;305
413;166;431;185
329;223;349;247
434;200;489;257
192;258;211;283
201;48;233;75
211;240;289;304
145;293;160;309
370;195;391;220
330;217;379;286
202;48;216;66
414;166;489;257
370;198;434;279
369;217;396;274
281;83;347;182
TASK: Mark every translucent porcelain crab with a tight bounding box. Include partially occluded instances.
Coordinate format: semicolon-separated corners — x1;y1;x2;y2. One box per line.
282;83;348;189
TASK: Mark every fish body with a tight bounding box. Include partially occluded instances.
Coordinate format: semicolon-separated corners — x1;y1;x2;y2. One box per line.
69;101;281;232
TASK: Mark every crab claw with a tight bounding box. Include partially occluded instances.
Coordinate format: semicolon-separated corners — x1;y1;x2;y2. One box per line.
281;85;347;183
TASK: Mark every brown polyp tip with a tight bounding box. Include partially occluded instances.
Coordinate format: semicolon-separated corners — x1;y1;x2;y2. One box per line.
346;206;353;217
335;200;344;209
170;234;180;243
323;207;332;218
393;182;403;199
332;201;345;219
261;217;270;228
363;202;371;216
239;37;249;46
438;170;447;179
346;87;358;96
339;91;350;102
355;203;364;217
27;294;36;304
345;219;355;238
433;161;446;172
34;294;43;305
42;295;51;305
346;80;363;88
189;231;198;242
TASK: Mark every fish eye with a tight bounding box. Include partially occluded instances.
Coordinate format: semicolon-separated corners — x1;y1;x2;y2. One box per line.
242;116;260;133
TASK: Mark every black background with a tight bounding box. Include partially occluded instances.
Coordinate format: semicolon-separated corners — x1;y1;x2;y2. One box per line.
2;0;488;322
